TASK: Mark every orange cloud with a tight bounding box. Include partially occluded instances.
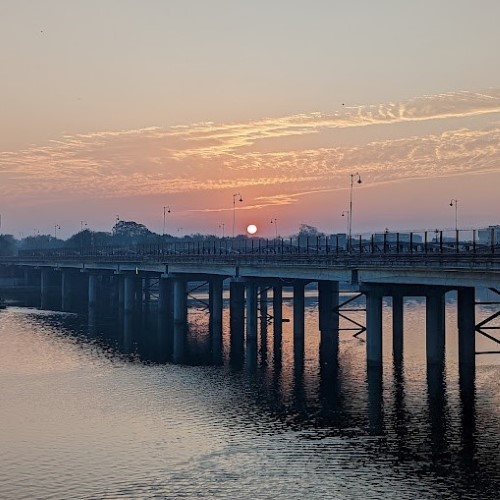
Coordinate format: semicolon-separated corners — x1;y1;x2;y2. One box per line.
0;89;499;212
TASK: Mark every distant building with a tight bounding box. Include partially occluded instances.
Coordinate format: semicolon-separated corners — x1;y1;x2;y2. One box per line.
478;225;500;245
330;233;347;249
372;232;422;243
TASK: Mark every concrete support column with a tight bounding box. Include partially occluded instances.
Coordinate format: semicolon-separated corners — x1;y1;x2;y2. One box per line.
318;280;340;356
366;291;383;366
210;279;224;364
143;278;151;310
426;289;446;366
88;274;98;310
172;278;187;363
117;275;125;312
124;275;136;314
40;268;51;309
158;277;173;362
259;287;269;361
87;273;98;329
260;287;268;329
293;281;305;342
246;282;258;341
61;271;73;311
458;287;475;391
272;285;283;360
229;279;245;368
134;277;143;311
272;286;283;333
458;287;475;367
392;294;404;362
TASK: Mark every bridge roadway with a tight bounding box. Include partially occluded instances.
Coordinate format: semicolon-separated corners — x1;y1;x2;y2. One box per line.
1;252;499;388
5;252;500;286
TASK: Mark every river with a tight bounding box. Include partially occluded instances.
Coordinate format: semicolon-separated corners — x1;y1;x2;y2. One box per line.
0;290;499;499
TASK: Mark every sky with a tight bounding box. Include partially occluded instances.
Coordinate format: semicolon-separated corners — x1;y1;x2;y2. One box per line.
1;0;499;239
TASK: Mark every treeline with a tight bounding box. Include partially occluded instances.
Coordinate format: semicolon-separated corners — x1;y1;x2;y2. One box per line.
0;221;326;257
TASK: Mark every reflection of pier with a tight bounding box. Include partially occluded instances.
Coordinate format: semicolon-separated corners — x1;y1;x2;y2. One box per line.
1;251;499;391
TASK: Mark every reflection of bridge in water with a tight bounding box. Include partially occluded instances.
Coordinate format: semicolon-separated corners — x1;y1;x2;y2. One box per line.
1;239;499;392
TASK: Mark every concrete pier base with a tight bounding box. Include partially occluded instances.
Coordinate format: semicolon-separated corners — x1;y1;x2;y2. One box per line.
246;282;258;342
426;289;446;366
318;280;340;358
157;277;173;362
61;271;73;311
229;280;245;367
210;279;224;364
366;291;383;366
392;294;404;363
124;276;136;314
293;281;305;343
272;285;283;364
458;287;475;367
172;278;187;363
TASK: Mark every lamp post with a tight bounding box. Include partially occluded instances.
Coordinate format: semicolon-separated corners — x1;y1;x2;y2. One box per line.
449;199;458;230
163;206;171;236
232;193;243;238
218;222;225;238
341;210;350;234
349;173;362;250
54;224;61;239
270;218;278;239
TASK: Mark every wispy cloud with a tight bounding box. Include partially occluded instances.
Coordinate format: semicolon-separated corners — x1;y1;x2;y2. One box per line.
0;89;499;209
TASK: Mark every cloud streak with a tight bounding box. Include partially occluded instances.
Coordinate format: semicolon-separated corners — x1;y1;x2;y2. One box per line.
0;89;499;210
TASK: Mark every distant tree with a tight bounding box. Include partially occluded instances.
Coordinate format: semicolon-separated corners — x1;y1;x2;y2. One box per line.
0;234;16;256
112;220;156;245
297;224;324;238
20;234;63;250
65;229;93;248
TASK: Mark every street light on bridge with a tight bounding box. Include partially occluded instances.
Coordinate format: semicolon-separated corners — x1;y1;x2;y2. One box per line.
349;173;362;250
163;206;171;236
449;199;458;230
270;218;278;239
232;193;243;238
341;210;350;235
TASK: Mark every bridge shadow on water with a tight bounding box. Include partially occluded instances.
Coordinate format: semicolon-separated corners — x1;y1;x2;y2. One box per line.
31;300;500;499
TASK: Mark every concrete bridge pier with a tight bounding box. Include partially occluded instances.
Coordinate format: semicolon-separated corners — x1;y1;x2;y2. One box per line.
142;277;151;313
157;277;173;362
210;278;224;364
365;288;384;366
61;270;75;312
272;285;283;362
457;287;476;386
172;278;187;363
426;288;446;366
246;282;258;343
88;274;98;311
458;287;475;366
259;286;269;362
293;281;306;344
123;275;136;314
40;268;55;310
392;294;404;363
117;274;125;313
318;280;340;358
87;273;99;329
229;279;245;368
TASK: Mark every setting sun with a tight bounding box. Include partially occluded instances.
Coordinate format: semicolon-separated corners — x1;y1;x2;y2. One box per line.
246;224;257;235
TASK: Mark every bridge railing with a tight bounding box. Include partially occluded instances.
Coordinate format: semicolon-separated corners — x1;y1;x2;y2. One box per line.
15;228;499;260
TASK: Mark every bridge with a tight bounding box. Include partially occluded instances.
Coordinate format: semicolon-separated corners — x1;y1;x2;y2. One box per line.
1;233;499;390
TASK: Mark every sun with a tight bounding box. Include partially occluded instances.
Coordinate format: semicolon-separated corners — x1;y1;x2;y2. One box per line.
246;224;257;235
